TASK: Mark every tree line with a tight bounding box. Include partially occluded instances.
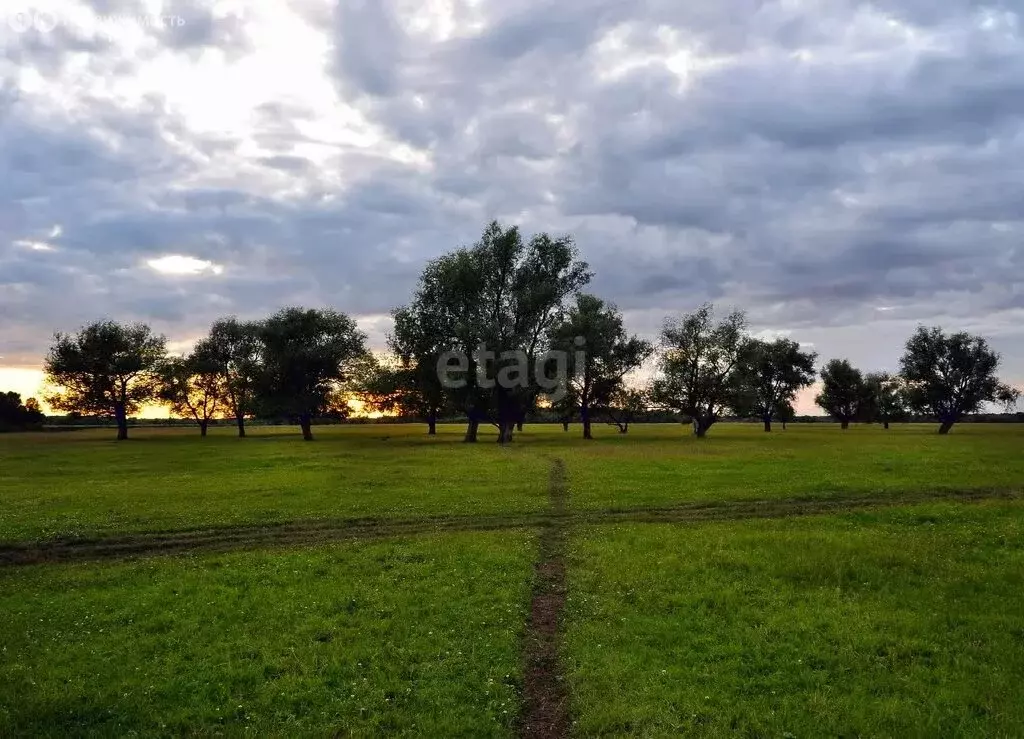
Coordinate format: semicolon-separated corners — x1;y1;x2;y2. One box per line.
29;222;1019;441
0;393;45;432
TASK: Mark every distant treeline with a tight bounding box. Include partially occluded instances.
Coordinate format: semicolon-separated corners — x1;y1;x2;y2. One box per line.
34;411;1024;431
0;392;45;432
14;222;1020;442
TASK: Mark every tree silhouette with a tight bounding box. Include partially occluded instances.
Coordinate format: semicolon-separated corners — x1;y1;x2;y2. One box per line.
44;321;166;440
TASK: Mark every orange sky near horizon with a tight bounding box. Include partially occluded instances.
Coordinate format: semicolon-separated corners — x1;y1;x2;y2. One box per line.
5;365;1019;420
1;365;827;418
0;367;381;419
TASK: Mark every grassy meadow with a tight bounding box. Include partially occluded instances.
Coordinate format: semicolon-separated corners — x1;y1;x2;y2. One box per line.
1;421;1022;735
565;502;1024;736
1;531;535;736
1;423;1021;542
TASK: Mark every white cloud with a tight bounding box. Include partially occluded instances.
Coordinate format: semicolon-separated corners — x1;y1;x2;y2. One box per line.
146;254;224;276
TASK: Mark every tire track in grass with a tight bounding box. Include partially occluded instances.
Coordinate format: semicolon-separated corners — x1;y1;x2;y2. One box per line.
0;487;1019;567
519;458;571;739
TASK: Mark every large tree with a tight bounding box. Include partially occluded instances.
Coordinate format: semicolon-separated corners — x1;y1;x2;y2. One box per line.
900;326;1020;434
651;303;747;438
862;371;907;430
815;358;868;430
733;337;817;432
157;350;223;437
400;221;590;444
44;321;166;440
258;307;369;441
549;294;652;439
196;317;263;438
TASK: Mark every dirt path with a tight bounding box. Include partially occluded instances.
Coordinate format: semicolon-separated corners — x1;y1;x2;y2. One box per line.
0;487;1019;567
519;458;571;739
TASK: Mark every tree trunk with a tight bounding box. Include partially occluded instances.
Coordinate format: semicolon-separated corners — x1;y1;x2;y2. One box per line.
782;421;787;430
497;421;515;445
200;420;208;437
464;418;479;443
427;414;437;436
582;406;593;440
516;420;524;432
938;420;954;435
694;416;712;438
562;421;569;432
236;414;246;438
114;402;128;441
763;417;772;432
883;420;890;430
618;424;628;434
299;414;314;441
840;419;850;430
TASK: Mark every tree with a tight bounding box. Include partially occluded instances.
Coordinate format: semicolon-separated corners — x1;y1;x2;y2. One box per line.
900;326;1020;434
157;351;223;436
777;400;795;430
862;372;907;430
400;221;590;444
197;317;262;438
44;321;166;440
551;385;580;432
383;305;452;435
733;337;817;432
549;294;652;439
258;307;369;441
815;359;868;429
601;386;648;434
651;303;747;438
0;392;45;431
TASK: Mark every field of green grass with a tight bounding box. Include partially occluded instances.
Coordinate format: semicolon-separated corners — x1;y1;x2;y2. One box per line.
1;531;535;735
0;425;551;541
561;422;1024;511
1;421;1022;735
1;423;1020;542
565;501;1024;736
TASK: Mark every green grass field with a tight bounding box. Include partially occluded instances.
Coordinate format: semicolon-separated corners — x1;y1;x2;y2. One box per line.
1;422;1022;735
1;531;535;736
566;502;1024;736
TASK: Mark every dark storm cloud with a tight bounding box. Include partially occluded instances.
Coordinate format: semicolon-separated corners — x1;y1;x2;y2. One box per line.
1;0;1022;389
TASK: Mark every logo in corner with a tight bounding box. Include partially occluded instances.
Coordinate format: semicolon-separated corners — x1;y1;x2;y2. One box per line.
6;9;60;33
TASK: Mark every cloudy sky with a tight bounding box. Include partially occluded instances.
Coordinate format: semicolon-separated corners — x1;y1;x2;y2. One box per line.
1;0;1022;414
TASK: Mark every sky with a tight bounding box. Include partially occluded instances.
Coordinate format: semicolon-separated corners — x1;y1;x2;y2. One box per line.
1;0;1022;416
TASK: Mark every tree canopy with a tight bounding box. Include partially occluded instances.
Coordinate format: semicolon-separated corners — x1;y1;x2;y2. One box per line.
652;303;747;437
196;317;263;438
862;372;907;430
815;358;868;430
900;326;1019;434
44;320;166;440
549;294;652;439
258;307;369;441
398;221;591;443
733;337;817;432
157;350;223;437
